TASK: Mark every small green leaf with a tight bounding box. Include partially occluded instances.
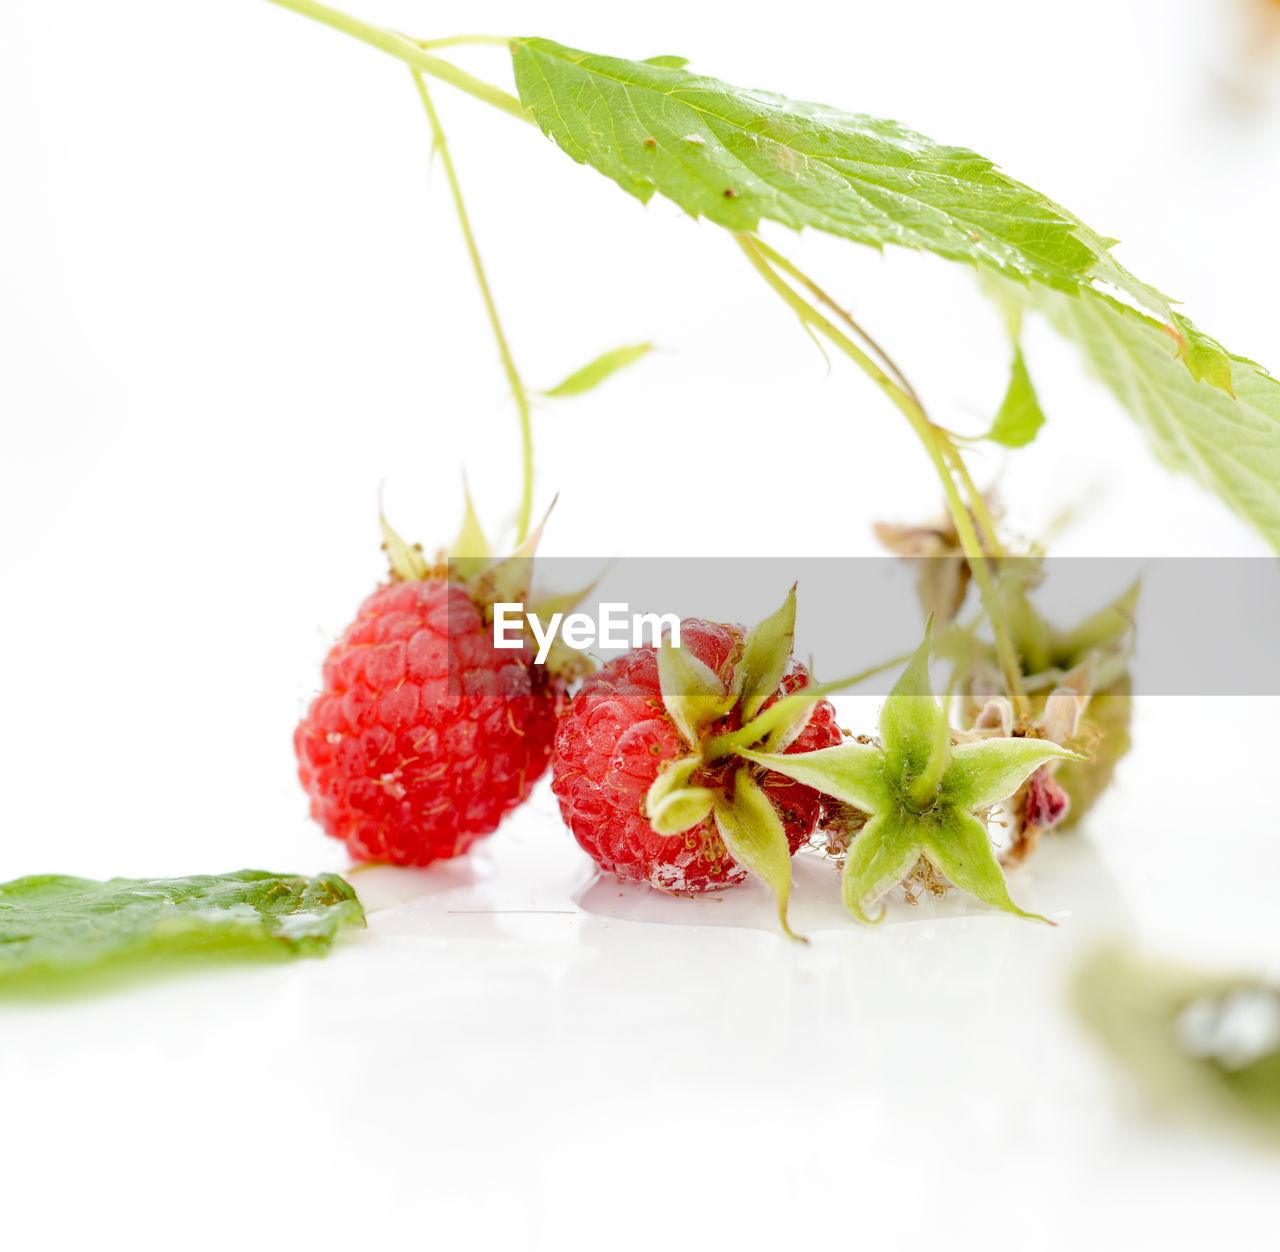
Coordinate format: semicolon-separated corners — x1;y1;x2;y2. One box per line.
921;812;1049;923
740;743;887;814
945;737;1083;811
736;585;797;720
446;479;491;579
840;814;920;924
542;342;655;398
657;636;732;747
0;871;365;994
712;770;801;939
985;346;1046;448
649;785;717;835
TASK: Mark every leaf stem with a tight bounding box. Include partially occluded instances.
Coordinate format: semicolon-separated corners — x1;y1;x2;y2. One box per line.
264;0;528;122
736;234;1027;708
411;72;535;543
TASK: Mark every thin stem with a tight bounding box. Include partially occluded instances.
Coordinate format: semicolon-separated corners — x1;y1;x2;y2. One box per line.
752;237;923;413
736;234;1027;708
940;440;1005;559
412;73;535;543
265;0;528;122
413;35;514;50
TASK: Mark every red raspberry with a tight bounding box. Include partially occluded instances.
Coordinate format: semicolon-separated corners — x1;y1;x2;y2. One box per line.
551;619;842;892
295;578;564;866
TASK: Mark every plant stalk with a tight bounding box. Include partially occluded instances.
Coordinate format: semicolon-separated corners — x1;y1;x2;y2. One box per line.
265;0;528;121
411;72;535;543
736;234;1027;708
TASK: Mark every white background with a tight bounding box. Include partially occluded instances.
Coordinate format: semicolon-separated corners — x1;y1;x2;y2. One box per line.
2;1;1278;1247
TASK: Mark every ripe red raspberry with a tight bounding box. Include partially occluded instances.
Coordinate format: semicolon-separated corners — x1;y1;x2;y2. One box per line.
552;619;842;893
295;577;564;866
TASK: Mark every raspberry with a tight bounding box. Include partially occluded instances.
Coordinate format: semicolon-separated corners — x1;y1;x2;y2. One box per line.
551;618;842;894
295;577;564;866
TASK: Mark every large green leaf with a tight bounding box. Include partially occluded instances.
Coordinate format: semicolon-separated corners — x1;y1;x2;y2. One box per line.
510;39;1170;315
1026;285;1280;549
511;38;1280;548
0;870;365;992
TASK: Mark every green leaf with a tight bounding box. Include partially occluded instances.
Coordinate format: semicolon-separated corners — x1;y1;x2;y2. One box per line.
712;770;801;939
0;871;365;994
510;38;1172;311
736;585;797;720
1020;283;1280;552
542;342;656;398
985;346;1046;448
1073;947;1280;1142
642;54;689;69
656;636;732;747
945;737;1083;811
740;743;887;814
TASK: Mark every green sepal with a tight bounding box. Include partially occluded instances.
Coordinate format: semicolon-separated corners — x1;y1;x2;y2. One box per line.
657;636;734;748
920;812;1050;924
945;737;1084;811
543;342;655;398
644;755;701;823
380;510;430;582
840;814;921;924
446;478;492;580
712;770;802;940
879;622;950;798
736;585;797;721
649;785;717;836
740;743;887;814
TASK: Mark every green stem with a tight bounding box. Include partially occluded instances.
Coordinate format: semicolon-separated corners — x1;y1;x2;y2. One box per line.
736;234;1027;709
265;0;528;121
413;35;514;50
412;73;535;543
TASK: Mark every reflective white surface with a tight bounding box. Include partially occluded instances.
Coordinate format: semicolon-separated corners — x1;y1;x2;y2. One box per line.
3;0;1279;1246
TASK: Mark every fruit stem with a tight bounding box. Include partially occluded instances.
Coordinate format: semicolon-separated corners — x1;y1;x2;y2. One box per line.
411;72;536;544
264;0;528;122
735;233;1028;711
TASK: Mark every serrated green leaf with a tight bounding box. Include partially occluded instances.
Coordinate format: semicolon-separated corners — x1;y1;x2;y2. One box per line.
712;769;801;939
945;737;1083;811
985;346;1046;448
740;743;888;814
510;38;1172;314
1171;314;1235;395
0;871;365;994
1019;283;1280;552
542;342;656;398
736;585;797;720
656;636;732;747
